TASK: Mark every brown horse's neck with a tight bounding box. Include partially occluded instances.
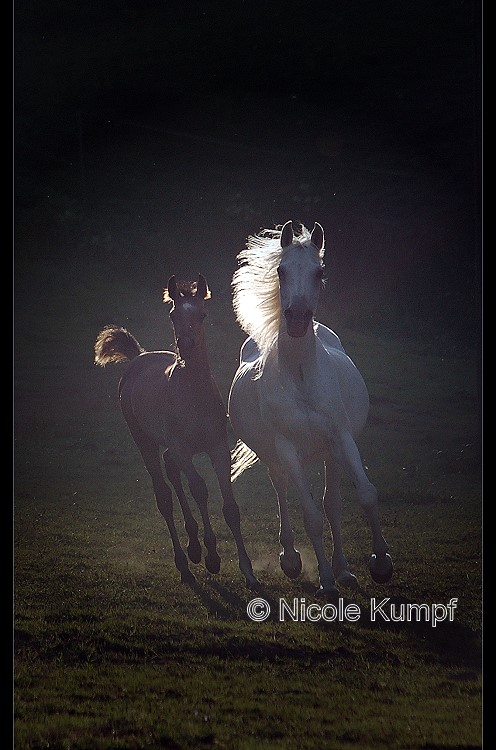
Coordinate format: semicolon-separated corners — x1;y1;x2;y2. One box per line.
180;335;214;386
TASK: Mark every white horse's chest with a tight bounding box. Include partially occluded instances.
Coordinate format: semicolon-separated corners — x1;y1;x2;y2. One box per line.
261;364;333;457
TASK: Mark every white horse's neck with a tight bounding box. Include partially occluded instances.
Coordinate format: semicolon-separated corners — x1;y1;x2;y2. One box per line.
277;323;317;380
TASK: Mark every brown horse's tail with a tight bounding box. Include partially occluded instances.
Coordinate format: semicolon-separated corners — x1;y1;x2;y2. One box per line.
94;325;145;366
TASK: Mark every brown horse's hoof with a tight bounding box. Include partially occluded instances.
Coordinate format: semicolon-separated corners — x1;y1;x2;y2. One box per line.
245;575;262;591
336;569;359;589
205;552;221;574
187;540;202;564
180;568;196;585
280;550;302;579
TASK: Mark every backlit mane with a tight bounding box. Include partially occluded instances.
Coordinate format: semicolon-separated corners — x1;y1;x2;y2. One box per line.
232;224;323;368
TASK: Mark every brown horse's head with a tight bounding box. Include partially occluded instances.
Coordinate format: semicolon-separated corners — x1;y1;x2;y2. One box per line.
163;274;211;359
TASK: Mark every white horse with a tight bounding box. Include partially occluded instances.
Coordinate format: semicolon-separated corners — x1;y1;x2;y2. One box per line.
228;220;393;599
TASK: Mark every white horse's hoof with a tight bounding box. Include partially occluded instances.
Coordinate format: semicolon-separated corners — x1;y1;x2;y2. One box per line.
369;553;393;584
336;570;359;589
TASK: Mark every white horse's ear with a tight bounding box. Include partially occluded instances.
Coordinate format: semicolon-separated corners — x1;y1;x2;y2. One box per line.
311;222;324;251
280;220;294;249
163;275;177;303
197;273;211;300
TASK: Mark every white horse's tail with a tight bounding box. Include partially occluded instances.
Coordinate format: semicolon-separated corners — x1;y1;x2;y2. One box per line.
230;439;259;482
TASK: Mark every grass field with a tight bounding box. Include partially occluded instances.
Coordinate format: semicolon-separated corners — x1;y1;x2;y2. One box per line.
14;115;481;749
14;269;482;748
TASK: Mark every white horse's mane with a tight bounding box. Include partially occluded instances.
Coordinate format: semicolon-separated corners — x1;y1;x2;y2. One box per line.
232;224;324;368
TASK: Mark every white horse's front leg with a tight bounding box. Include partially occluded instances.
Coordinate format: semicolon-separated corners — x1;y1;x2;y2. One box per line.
268;464;302;579
275;435;338;600
338;431;393;584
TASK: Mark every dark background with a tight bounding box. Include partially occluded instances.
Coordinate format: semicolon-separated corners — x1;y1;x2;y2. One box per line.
14;0;482;349
13;6;483;744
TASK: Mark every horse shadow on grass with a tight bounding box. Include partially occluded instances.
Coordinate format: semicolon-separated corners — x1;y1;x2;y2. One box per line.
183;574;481;673
345;587;481;672
183;573;281;622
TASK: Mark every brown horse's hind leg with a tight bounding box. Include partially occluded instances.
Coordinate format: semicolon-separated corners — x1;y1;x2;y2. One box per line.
139;439;195;584
120;400;194;584
163;450;202;564
209;443;259;589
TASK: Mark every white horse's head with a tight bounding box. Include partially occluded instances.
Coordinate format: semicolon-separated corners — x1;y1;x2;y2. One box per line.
277;220;325;338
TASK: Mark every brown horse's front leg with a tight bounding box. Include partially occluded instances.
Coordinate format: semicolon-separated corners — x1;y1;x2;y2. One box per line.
163;450;202;564
181;460;221;575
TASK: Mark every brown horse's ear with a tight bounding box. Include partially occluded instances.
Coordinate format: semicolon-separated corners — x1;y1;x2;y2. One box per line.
163;275;177;303
197;273;211;300
280;220;294;249
310;222;324;251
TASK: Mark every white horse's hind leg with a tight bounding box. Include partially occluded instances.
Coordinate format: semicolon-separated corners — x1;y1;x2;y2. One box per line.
323;460;358;588
268;464;302;579
338;431;393;583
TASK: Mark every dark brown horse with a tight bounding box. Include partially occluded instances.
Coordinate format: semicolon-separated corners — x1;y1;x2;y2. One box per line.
94;273;258;588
